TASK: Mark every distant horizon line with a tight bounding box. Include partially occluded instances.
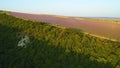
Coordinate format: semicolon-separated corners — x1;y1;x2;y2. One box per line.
1;10;120;18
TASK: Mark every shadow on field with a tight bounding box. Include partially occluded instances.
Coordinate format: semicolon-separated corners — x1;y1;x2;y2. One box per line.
0;24;114;68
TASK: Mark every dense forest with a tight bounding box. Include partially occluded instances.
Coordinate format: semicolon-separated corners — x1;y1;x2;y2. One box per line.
0;11;120;68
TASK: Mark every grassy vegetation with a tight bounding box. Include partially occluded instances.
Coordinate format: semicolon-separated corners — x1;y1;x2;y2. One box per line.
0;12;120;68
0;10;9;15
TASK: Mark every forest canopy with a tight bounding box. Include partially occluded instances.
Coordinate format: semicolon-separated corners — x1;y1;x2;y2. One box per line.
0;12;120;68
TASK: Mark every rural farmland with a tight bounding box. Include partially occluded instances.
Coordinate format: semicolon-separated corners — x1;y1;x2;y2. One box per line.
10;12;120;40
